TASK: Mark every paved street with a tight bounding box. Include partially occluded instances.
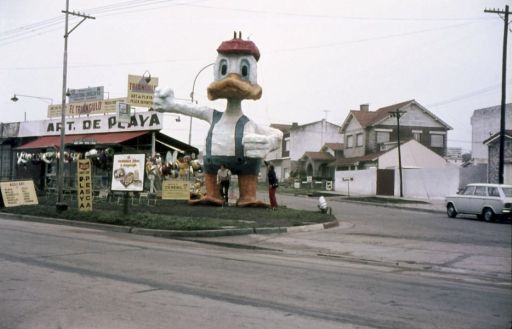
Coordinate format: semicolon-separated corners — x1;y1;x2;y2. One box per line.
1;195;511;329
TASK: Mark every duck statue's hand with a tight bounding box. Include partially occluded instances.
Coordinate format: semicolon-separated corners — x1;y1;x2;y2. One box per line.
153;88;178;112
242;134;273;158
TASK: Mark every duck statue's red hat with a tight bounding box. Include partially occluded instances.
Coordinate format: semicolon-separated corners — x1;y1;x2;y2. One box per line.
216;31;260;61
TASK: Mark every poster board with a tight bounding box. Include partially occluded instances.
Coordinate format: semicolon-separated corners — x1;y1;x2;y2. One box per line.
111;154;145;192
127;75;159;108
0;180;38;207
77;159;93;211
162;180;190;200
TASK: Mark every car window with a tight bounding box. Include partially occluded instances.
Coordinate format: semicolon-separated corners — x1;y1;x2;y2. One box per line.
474;186;487;196
502;188;512;197
462;186;475;195
488;187;500;197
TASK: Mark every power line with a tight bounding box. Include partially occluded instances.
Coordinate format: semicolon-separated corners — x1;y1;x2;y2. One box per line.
182;4;494;22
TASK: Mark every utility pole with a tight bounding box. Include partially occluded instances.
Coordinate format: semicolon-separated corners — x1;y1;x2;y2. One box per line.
56;0;95;212
484;5;510;184
390;109;406;197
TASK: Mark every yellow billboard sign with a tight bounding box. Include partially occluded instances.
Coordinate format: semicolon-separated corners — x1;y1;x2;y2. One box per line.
127;74;159;108
47;97;126;118
0;180;38;207
77;159;93;211
162;180;190;200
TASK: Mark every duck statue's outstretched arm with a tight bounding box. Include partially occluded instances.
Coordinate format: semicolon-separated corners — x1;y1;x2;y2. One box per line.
153;88;213;123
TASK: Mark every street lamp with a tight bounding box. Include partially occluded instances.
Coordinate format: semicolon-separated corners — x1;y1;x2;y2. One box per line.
11;93;53;104
10;93;54;121
189;62;214;145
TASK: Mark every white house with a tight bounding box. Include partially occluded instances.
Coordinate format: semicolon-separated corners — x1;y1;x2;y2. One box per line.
334;139;459;199
266;119;342;180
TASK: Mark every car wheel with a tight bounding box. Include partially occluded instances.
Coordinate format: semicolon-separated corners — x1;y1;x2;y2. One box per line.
446;204;457;218
482;208;494;222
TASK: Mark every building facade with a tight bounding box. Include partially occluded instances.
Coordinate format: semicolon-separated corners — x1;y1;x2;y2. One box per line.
471;103;512;164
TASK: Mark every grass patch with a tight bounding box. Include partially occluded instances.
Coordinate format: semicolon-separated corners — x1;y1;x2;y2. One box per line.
1;195;335;231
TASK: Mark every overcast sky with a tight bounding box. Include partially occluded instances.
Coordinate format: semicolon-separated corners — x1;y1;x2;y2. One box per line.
1;0;510;153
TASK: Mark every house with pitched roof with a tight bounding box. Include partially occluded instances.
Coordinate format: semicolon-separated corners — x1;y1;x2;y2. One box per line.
298;142;344;179
265;120;342;180
337;100;452;170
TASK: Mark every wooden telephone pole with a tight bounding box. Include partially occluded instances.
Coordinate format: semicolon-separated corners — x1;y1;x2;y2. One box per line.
484;5;510;184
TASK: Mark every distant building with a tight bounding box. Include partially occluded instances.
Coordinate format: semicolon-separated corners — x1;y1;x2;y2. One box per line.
265;119;342;180
471;103;512;164
483;130;512;184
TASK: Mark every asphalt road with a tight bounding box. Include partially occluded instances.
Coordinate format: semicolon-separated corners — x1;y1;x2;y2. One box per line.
1;210;511;329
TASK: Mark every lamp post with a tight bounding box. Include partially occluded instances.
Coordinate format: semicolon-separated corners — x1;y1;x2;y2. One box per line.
189;63;214;145
390;109;406;198
57;1;95;212
11;93;54;121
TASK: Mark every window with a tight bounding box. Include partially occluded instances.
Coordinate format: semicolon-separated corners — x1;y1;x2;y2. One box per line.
431;134;444;147
488;187;500;197
474;186;487;196
376;131;390;144
346;135;354;148
462;186;475;195
356;133;363;147
284;137;290;152
413;132;421;141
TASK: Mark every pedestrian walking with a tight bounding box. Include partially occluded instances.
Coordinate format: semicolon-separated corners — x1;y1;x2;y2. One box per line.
267;164;278;210
217;164;231;204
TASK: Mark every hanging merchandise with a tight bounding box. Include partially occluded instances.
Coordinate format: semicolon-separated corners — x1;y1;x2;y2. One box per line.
42;151;55;164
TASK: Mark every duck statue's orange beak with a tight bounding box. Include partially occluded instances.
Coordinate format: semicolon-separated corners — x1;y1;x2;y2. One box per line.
207;73;262;101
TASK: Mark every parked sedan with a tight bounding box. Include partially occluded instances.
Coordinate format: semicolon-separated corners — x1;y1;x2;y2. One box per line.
445;183;512;222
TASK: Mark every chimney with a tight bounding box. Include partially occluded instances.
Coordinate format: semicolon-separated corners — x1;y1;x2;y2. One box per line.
360;104;369;112
291;122;299;129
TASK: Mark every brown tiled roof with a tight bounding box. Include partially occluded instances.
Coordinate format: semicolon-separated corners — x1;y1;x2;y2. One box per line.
367;100;415;127
351;100;414;129
323;143;344;151
302;152;335;161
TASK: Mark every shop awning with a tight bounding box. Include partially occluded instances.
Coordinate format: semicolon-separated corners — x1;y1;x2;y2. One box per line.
16;131;147;150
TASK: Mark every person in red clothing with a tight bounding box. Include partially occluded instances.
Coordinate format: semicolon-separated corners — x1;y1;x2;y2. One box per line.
267;164;278;210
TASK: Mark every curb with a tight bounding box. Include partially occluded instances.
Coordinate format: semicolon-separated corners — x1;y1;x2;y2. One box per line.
331;198;445;215
0;212;339;238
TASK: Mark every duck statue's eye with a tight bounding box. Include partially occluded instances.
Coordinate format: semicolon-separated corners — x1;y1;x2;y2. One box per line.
240;59;250;79
219;59;228;76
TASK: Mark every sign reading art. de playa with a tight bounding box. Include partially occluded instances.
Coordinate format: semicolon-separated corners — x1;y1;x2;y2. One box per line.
127;75;159;108
17;112;162;137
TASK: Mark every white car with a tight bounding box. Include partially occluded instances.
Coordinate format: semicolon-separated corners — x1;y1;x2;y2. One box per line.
445;183;512;222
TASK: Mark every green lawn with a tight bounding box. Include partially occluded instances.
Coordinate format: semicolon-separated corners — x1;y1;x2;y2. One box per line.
1;194;335;231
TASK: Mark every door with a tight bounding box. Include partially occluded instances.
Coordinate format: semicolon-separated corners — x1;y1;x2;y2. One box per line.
377;169;394;196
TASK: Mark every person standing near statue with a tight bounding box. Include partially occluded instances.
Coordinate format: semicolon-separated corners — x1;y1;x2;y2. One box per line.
217;164;231;204
267;164;278;210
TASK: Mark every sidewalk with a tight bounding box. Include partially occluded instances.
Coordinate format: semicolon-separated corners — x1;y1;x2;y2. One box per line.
196;193;511;287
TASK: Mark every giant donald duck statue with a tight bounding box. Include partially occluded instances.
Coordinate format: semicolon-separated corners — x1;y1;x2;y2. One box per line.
154;32;283;207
